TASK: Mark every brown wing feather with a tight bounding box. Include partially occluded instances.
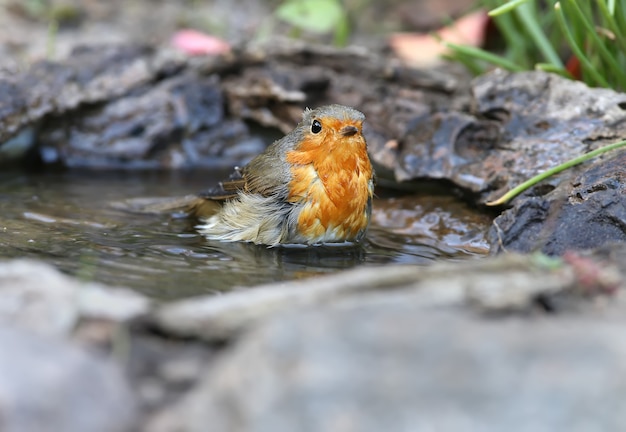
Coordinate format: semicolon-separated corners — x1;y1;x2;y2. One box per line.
236;144;291;199
200;151;291;201
198;167;246;201
198;125;296;205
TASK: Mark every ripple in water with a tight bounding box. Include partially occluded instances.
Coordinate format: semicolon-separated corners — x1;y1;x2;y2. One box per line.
0;171;490;299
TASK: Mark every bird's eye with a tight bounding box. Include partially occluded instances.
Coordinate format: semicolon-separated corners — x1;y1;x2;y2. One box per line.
311;119;322;134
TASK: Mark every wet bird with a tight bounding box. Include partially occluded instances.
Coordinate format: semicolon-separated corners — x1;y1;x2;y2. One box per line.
127;105;374;246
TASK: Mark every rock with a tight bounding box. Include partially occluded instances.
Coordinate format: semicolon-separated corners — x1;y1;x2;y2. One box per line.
176;307;626;432
36;70;264;169
489;148;626;255
0;45;162;143
1;40;470;169
0;259;80;337
0;325;137;432
78;281;151;322
0;259;150;337
383;69;626;255
0;44;265;169
124;332;216;422
388;69;626;201
152;252;624;341
4;41;624;196
152;265;425;341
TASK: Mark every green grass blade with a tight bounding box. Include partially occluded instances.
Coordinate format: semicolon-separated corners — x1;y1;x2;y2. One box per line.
487;139;626;206
488;0;531;16
442;51;486;75
554;2;610;87
444;42;526;71
516;1;563;67
535;62;572;78
597;0;626;54
490;6;532;67
46;19;58;60
564;0;626;89
608;0;616;14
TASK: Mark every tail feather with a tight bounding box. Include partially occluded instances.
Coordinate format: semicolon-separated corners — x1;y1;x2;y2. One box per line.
110;195;221;219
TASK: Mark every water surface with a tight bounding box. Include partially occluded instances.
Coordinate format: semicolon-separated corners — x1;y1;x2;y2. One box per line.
0;170;490;299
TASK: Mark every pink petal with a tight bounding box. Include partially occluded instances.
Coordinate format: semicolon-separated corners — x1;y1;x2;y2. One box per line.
389;10;489;66
171;29;231;56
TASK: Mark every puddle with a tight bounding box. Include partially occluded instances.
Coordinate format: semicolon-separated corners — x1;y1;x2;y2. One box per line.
0;170;490;299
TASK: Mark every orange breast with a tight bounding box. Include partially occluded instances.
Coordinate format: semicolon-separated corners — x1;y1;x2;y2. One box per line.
285;133;373;242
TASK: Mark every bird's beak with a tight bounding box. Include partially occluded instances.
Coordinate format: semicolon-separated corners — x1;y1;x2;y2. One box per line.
340;125;359;137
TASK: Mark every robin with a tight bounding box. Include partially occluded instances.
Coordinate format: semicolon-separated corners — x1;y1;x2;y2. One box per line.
189;105;374;246
192;104;375;246
124;104;374;246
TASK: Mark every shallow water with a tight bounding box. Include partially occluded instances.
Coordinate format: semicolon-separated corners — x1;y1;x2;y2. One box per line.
0;170;490;299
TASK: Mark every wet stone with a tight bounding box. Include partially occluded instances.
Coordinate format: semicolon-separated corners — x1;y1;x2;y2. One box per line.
0;259;81;337
383;69;626;202
394;111;499;186
0;45;162;143
149;251;624;341
36;71;263;168
490;150;626;255
0;259;149;337
0;325;137;432
175;307;626;432
1;41;472;169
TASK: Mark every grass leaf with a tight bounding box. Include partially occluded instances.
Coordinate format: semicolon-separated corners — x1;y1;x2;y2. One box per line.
487;139;626;206
276;0;344;34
